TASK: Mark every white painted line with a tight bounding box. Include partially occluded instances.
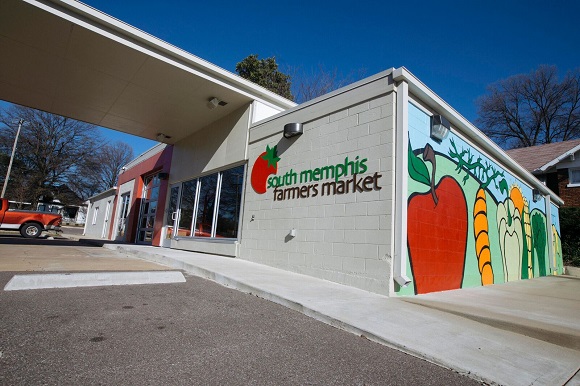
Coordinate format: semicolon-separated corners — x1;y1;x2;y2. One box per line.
3;271;186;291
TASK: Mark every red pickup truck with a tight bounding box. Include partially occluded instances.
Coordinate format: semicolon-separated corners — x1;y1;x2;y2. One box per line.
0;198;62;238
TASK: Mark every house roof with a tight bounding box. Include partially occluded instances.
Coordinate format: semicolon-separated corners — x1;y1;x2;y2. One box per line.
506;139;580;173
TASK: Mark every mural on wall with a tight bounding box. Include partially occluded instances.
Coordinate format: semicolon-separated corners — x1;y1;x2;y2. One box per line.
402;103;563;296
407;143;468;294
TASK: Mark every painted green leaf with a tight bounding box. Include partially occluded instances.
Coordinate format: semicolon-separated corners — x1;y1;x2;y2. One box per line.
408;142;430;186
531;211;547;276
499;178;509;196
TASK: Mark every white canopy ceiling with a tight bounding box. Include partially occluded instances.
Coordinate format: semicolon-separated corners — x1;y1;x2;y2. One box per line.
0;0;295;144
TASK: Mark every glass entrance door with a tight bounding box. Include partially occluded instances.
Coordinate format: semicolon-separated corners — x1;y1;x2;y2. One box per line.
162;184;181;245
137;174;160;244
115;192;131;241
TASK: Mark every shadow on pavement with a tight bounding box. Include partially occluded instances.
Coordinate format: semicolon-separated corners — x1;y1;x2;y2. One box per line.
0;234;103;247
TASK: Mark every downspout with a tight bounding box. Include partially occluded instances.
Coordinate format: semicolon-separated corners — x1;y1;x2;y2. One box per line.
545;196;555;272
393;80;412;287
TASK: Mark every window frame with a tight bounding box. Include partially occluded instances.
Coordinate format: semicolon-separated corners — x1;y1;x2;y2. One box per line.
568;168;580;187
92;206;99;225
176;164;245;241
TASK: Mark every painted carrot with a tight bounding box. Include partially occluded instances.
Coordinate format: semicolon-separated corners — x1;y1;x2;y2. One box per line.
473;188;494;285
509;186;532;279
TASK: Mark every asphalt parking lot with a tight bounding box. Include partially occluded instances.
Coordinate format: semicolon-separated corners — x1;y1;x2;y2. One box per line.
0;236;480;385
0;271;479;385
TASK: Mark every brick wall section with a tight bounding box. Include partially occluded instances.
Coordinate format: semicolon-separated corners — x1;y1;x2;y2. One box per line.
240;92;396;295
557;169;580;207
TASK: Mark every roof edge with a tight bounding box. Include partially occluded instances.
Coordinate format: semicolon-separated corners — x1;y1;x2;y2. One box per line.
538;143;580;172
393;66;564;206
87;186;117;202
250;69;395;129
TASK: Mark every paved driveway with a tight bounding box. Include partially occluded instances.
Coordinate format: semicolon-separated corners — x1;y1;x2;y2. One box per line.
0;271;479;385
0;235;168;272
0;237;480;385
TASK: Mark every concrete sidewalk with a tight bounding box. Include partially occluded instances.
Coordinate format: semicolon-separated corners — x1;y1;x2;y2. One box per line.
96;242;580;386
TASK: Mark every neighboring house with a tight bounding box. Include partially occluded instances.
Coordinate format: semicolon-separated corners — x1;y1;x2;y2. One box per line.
36;185;88;225
507;139;580;207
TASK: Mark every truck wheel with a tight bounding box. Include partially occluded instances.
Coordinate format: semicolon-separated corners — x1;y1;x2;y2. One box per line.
20;223;43;238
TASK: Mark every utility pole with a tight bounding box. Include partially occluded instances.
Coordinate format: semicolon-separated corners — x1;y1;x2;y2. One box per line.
1;119;24;198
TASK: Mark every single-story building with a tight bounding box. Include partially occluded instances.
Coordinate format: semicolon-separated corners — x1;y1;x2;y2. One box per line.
84;143;173;241
92;68;564;297
83;187;116;239
1;0;564;296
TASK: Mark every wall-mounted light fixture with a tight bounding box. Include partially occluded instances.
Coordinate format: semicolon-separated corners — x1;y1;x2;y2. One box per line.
207;97;228;110
283;123;303;139
532;188;542;202
430;114;451;141
156;133;172;142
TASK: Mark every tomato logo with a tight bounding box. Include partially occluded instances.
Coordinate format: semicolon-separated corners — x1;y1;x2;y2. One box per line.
251;145;280;194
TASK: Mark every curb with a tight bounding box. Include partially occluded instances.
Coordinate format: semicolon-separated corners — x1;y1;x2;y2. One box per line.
565;266;580;277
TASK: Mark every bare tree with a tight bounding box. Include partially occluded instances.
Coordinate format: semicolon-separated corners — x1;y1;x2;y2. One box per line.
73;141;134;198
289;64;367;104
0;104;136;203
0;105;102;205
476;65;580;148
100;141;134;189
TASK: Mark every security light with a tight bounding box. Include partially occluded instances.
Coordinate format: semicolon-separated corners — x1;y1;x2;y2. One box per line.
156;133;171;142
207;97;227;110
532;188;542;202
283;123;303;138
430;114;450;141
207;97;220;110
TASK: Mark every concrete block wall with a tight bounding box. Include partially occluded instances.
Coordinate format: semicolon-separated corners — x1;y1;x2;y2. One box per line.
240;89;396;295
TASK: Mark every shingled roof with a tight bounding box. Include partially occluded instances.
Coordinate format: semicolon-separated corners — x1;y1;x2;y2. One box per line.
506;139;580;173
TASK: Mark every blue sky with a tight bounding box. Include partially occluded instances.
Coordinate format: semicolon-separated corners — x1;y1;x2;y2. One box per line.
3;0;580;156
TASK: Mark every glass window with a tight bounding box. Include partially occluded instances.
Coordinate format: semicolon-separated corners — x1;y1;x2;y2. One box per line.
215;165;244;238
569;168;580;185
165;187;180;227
92;207;99;225
174;165;245;240
194;174;218;237
149;201;157;214
178;179;197;236
150;186;159;201
121;194;130;218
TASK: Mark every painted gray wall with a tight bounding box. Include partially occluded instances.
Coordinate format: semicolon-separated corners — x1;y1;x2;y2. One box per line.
240;79;396;296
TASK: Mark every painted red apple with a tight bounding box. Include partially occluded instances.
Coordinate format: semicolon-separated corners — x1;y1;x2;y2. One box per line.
251;145;280;194
407;144;468;294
